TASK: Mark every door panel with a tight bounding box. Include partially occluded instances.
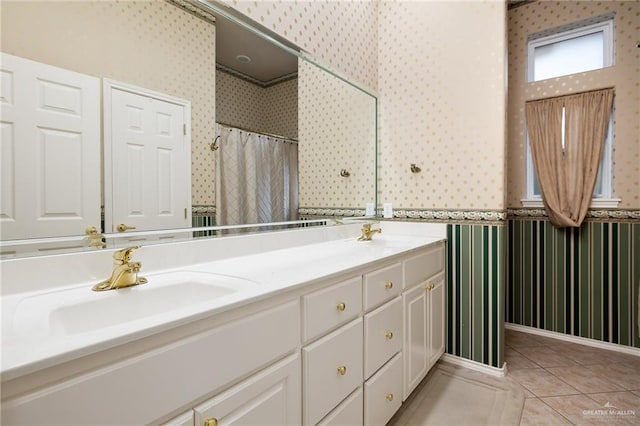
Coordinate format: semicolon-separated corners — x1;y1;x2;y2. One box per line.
106;84;191;233
0;53;100;240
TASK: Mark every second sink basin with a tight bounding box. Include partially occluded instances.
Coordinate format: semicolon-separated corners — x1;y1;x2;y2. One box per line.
12;271;259;337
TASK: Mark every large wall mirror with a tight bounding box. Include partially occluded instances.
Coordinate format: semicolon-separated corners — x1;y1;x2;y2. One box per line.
0;0;377;258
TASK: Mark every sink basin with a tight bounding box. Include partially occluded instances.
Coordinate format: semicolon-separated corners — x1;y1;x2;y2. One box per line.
11;271;258;337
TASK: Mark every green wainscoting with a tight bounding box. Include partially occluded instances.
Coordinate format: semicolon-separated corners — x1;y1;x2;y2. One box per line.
447;223;506;369
507;219;640;348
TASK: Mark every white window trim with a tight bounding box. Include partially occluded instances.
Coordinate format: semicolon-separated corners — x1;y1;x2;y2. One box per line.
527;19;614;82
522;108;619;209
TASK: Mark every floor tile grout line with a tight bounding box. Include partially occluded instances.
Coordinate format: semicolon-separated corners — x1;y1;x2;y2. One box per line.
537;396;578;425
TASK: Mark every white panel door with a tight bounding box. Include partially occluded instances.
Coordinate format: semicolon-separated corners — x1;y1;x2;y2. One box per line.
105;82;191;233
403;283;429;401
428;273;446;369
0;52;100;240
193;354;301;426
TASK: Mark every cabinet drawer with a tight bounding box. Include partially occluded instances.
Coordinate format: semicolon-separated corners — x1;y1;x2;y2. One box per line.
404;242;445;289
303;318;363;425
363;262;402;310
364;297;402;379
364;353;403;426
303;276;362;342
317;387;363;426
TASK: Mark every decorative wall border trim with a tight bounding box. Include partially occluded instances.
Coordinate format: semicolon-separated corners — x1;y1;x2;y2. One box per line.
192;205;216;215
394;209;506;223
508;208;640;222
299;208;507;224
298;207;366;217
166;0;216;25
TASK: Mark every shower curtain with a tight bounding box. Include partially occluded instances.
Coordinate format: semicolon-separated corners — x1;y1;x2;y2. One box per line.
215;123;298;227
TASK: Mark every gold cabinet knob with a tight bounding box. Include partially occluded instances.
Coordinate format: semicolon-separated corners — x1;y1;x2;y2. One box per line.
337;365;347;375
386;393;394;402
116;223;137;232
204;418;218;426
336;302;346;312
385;331;394;340
425;283;434;291
385;281;393;289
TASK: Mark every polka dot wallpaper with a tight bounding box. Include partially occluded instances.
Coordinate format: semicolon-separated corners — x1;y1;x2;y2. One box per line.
298;60;377;208
216;70;298;139
378;0;507;211
223;0;379;94
507;0;640;209
1;0;217;205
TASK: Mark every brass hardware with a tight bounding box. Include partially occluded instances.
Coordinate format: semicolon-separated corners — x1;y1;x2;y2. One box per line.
337;366;347;376
385;331;394;340
410;163;422;173
357;223;382;241
386;393;394;402
116;223;137;232
340;169;350;177
85;225;105;248
385;281;393;289
425;283;435;291
336;302;346;312
92;246;148;291
204;419;218;426
210;135;220;151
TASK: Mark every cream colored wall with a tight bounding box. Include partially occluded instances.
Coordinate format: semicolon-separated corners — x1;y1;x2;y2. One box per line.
378;1;507;211
216;71;298;139
507;0;640;209
1;0;217;206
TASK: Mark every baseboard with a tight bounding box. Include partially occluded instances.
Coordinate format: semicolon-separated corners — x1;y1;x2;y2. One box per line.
505;323;640;357
441;353;507;378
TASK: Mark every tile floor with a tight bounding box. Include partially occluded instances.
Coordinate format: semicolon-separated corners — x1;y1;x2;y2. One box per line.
506;329;640;425
392;329;640;425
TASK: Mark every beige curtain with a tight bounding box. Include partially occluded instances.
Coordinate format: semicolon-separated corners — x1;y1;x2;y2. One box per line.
525;88;613;228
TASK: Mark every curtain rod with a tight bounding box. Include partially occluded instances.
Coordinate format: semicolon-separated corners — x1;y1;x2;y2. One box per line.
216;122;299;142
525;86;614;103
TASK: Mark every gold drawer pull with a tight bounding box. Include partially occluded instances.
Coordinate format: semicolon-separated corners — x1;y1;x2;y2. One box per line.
204;418;218;426
337;365;347;375
425;283;434;291
385;331;394;340
386;393;394;402
336;302;346;311
385;281;393;289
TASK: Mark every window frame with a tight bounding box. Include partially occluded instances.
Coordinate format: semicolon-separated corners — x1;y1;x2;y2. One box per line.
527;20;614;83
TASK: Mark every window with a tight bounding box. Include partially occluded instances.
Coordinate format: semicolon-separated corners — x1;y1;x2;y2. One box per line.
523;17;619;208
524;107;616;207
527;19;614;82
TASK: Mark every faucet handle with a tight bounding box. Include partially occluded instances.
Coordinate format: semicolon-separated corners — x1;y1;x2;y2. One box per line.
114;246;141;262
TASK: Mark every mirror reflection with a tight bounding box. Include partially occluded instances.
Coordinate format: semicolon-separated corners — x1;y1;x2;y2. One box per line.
0;0;376;258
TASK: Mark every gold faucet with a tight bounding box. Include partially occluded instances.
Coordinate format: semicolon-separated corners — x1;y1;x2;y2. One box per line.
357;223;382;241
92;246;148;291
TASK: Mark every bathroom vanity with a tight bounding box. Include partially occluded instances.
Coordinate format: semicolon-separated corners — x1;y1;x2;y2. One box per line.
1;222;446;425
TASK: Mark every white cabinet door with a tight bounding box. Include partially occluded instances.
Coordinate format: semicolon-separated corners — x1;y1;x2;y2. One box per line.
428;273;446;369
0;52;100;240
194;354;301;426
402;282;429;401
104;80;191;234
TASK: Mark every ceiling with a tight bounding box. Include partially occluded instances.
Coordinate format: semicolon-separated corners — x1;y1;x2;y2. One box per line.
216;14;298;86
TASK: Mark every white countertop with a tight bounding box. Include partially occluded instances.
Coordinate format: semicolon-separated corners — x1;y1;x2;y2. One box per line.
1;222;445;381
